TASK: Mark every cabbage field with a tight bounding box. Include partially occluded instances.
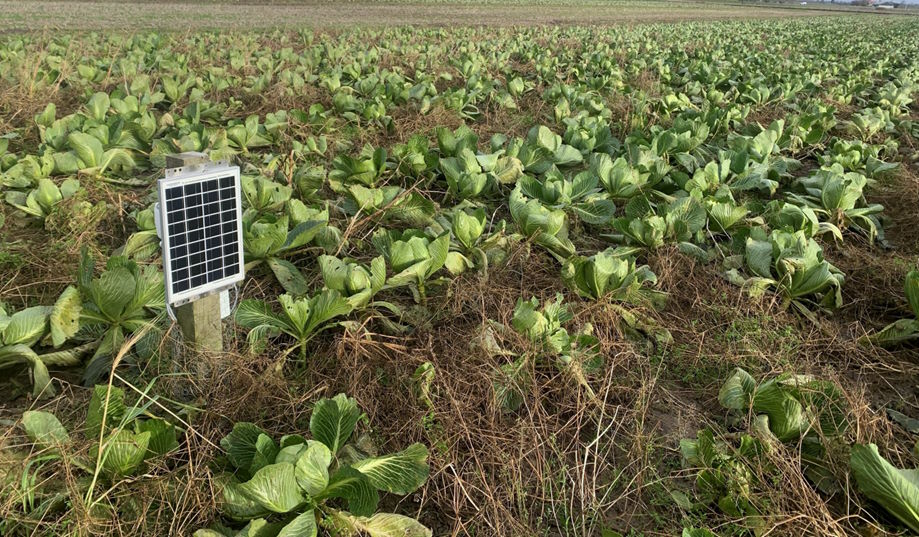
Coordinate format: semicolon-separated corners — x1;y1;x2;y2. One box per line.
1;10;919;537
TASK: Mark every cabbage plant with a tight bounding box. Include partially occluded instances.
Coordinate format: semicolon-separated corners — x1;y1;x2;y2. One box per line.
785;102;837;149
428;205;514;277
226;115;271;153
196;394;431;537
242;175;293;214
243;207;329;295
391;134;436;178
673;159;731;196
518;167;615;225
763;200;842;241
77;249;165;384
592;154;649;199
679;428;765;519
439;148;492;200
4;178;80;222
561;112;620;158
0;287;82;398
725;121;800;194
435;125;478;158
508;186;575;262
492;294;602;411
328;147;387;190
704;188;749;233
342;184;435;227
19;384;177;494
318;255;386;310
52;131;137;179
610;214;666;249
847;107;892;141
818;138;898;178
624;143;671;187
506;125;582;175
371;228;450;300
725;228;844;316
681;367;849;519
610;196;705;250
788;164;884;243
121;206;159;260
561;247;657;302
235;291;353;368
718;368;848;443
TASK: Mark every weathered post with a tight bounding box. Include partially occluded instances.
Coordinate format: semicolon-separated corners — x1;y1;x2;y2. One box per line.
173;293;223;352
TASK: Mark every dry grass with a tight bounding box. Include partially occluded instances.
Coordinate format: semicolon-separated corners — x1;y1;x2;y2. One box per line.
4;234;914;536
2;150;917;536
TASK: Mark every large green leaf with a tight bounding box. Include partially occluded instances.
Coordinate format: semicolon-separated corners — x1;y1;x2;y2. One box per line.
850;443;919;533
329;511;432;537
86;384;126;439
235;300;289;332
87;91;110;121
277;510;318;537
295;440;332;496
452;208;485;251
223;479;271;520
100;429;151;478
750;379;807;442
68;132;104;168
88;266;136;321
310;393;361;454
49;286;81;347
21;410;71;450
35;341;93;368
317;466;379;517
250;434;280;475
137;418;179;458
352;443;430;494
318;255;385;309
276;443;306;465
2;306;50;346
572;197;616;225
236;462;304;514
0;344;54;398
718;368;756;411
221;422;270;473
744;235;774;280
301;290;353;337
267;258;310;296
869;318;919;346
905;269;919;319
283;216;328;250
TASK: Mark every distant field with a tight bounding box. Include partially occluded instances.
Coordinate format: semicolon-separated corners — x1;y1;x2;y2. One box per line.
0;0;852;31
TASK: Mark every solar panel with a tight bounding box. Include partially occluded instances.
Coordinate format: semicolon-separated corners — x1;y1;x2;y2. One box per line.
158;164;245;306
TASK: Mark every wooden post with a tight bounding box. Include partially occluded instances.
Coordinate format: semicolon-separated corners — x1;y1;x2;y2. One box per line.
174;293;223;352
166;152;223;353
